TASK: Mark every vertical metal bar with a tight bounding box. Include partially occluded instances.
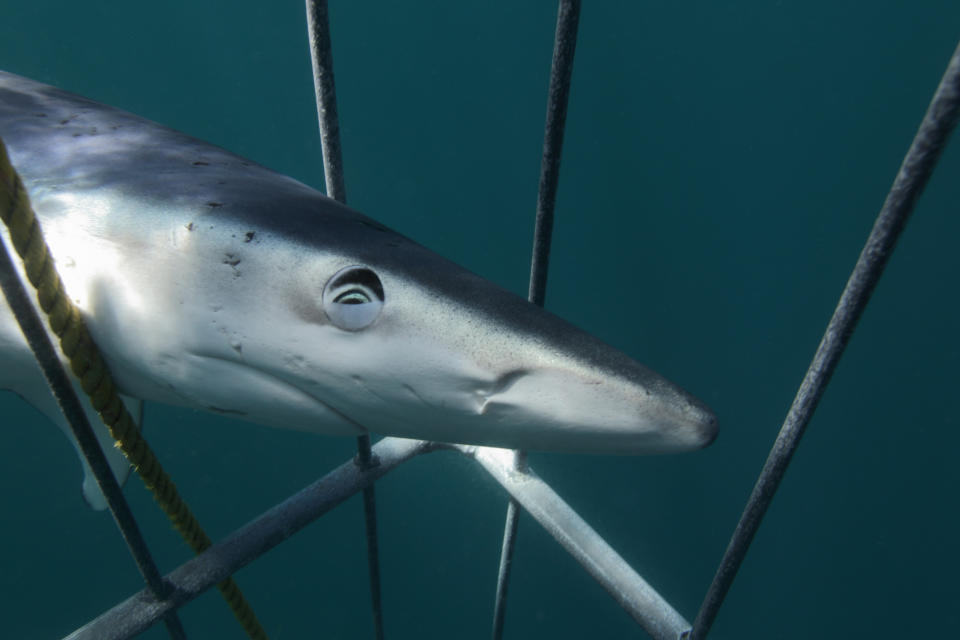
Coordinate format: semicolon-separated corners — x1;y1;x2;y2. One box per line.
492;2;582;638
305;2;384;638
306;0;347;203
490;490;520;640
527;0;581;307
356;446;384;640
0;222;186;638
689;40;960;640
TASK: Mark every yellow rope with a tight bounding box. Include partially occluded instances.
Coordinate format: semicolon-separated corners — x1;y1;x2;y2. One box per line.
0;137;269;640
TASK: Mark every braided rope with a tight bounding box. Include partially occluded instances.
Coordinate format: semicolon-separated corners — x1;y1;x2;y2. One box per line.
0;137;268;640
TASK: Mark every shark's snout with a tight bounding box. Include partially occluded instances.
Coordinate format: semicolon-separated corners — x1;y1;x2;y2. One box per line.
649;383;718;452
462;362;717;454
686;400;719;448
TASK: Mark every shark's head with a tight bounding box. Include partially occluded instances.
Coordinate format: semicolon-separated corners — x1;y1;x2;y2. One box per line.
132;183;718;455
0;68;715;455
294;260;719;454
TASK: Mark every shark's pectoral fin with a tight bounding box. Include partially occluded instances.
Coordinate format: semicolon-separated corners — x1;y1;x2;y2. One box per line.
79;395;139;510
5;356;137;510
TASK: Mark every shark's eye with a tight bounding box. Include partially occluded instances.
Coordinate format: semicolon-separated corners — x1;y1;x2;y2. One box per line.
322;266;384;331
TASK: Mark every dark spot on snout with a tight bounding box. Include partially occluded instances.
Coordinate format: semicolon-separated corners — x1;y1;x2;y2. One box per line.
244;231;255;242
193;161;210;166
185;222;194;231
207;201;222;208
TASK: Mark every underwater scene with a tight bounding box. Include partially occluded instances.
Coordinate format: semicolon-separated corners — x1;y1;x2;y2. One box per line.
1;1;958;638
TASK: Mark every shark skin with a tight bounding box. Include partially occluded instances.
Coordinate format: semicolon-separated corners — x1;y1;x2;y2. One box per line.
0;71;717;509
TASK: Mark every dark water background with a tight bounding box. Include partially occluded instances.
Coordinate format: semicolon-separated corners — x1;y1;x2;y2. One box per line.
1;2;958;638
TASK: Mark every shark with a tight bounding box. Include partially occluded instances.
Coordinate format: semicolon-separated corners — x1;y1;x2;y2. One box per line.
0;71;717;510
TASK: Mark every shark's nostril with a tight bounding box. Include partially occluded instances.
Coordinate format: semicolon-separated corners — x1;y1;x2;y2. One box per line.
491;369;529;394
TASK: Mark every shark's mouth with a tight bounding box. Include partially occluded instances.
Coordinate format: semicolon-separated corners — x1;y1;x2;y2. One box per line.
182;351;367;436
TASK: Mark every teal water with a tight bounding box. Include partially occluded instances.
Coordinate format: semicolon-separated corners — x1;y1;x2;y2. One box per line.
1;2;958;638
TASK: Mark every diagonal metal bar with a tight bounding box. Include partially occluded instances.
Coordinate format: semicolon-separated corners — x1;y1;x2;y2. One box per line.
305;3;385;638
467;445;690;640
689;39;960;640
493;3;582;638
61;437;688;640
0;220;186;638
62;438;435;640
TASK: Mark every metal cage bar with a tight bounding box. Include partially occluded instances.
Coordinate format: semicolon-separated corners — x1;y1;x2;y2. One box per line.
62;438;434;640
306;0;347;204
61;439;692;640
527;0;581;308
469;446;690;640
305;2;386;637
689;38;960;640
492;2;582;637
